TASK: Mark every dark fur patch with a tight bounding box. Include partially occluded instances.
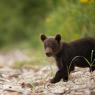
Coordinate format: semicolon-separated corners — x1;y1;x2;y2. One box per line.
41;34;95;83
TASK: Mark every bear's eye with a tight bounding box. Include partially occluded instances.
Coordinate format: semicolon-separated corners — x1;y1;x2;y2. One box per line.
52;44;56;49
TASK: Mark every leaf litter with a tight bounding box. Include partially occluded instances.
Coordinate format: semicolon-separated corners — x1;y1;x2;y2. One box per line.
0;50;95;95
0;66;95;95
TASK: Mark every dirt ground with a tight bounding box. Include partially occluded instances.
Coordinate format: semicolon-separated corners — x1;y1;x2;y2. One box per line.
0;50;95;95
0;66;95;95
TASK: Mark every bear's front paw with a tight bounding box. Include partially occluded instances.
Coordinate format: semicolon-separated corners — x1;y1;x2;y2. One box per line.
63;77;68;82
49;78;60;83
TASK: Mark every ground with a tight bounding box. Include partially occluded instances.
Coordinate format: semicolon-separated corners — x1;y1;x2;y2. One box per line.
0;50;95;95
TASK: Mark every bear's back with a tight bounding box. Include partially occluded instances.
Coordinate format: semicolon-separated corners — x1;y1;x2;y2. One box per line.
69;37;95;51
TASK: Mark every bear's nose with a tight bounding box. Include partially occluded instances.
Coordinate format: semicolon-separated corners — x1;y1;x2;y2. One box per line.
45;47;52;57
46;52;52;57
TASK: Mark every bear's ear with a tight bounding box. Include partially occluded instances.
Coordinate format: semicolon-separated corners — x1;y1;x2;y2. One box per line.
55;34;61;42
40;34;47;42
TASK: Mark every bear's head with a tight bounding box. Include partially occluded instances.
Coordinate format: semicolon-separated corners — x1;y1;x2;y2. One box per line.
40;34;61;57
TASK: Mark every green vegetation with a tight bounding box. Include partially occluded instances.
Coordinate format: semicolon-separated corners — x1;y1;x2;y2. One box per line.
0;0;94;66
0;0;95;49
67;50;95;80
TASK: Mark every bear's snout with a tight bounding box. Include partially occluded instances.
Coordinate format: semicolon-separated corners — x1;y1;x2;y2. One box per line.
45;47;53;57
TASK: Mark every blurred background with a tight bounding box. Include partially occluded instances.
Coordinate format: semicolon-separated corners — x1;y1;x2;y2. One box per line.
0;0;95;67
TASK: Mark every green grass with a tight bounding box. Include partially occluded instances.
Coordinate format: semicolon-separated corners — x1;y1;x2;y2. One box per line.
67;50;95;80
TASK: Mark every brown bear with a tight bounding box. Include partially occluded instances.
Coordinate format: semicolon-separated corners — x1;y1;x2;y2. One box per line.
40;34;95;83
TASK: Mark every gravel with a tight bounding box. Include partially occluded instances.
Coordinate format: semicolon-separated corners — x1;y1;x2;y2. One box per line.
0;66;95;95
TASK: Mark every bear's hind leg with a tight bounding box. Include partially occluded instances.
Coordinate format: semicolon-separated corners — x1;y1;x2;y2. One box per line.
90;66;95;72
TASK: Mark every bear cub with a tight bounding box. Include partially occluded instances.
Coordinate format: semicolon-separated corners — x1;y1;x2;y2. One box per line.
40;34;95;83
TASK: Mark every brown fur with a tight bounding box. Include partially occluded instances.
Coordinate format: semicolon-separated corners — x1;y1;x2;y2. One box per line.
41;34;95;83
